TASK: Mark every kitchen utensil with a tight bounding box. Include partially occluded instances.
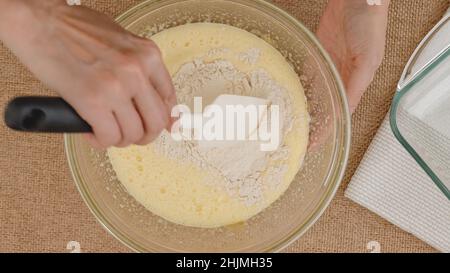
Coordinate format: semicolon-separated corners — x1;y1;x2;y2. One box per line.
4;97;90;133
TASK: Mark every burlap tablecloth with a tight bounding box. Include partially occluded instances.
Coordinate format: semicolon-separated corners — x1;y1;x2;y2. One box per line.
1;0;448;253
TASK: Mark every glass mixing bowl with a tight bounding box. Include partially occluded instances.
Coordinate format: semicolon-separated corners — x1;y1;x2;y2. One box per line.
65;0;351;252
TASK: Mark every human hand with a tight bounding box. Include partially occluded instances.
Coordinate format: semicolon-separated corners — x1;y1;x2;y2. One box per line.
317;0;389;113
0;0;176;148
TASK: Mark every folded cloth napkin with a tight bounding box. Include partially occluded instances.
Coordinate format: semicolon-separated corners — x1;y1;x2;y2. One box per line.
345;10;450;253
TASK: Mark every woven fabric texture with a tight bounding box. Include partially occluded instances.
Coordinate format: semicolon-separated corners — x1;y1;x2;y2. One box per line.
0;0;448;252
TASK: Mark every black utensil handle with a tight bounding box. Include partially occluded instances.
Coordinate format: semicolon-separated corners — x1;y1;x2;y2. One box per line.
4;97;92;133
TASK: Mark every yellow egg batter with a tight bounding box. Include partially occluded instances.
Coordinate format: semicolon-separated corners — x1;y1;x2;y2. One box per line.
108;23;309;228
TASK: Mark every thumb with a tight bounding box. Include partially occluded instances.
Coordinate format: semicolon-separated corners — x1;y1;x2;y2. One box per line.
345;65;377;113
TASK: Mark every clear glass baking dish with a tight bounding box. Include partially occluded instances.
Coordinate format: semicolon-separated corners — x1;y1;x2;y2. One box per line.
391;45;450;200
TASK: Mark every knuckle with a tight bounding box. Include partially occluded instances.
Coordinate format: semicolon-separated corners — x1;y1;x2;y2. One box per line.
121;55;141;72
106;78;122;93
93;71;122;94
113;49;143;73
140;37;157;47
99;132;121;148
119;52;140;69
108;86;127;102
140;38;160;53
147;54;162;67
94;73;126;102
139;133;158;146
108;133;122;147
130;127;145;144
84;91;104;109
143;47;162;65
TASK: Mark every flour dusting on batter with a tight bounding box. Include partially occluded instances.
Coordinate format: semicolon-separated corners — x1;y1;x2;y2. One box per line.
107;23;310;228
154;58;293;206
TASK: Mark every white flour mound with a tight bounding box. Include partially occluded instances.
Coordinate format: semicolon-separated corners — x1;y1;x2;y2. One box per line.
154;57;294;206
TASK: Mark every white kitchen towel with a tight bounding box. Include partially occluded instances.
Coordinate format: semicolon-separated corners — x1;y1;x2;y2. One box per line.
345;11;450;253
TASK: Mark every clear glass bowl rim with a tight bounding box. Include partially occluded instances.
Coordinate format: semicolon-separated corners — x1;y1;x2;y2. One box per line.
64;0;352;252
